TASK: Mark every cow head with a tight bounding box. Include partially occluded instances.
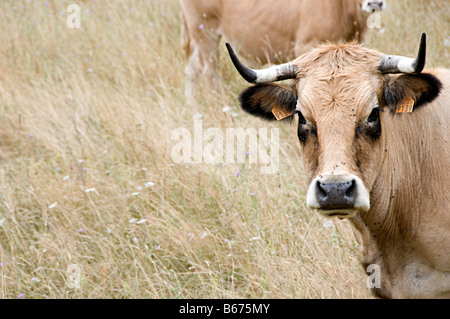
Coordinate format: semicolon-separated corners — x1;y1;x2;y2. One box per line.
227;33;442;218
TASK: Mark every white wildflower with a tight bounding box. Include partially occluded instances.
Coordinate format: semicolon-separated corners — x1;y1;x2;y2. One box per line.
323;220;334;229
48;202;58;209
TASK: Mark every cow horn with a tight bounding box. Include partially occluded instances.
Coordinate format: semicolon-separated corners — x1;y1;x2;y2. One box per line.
225;43;298;83
378;33;426;74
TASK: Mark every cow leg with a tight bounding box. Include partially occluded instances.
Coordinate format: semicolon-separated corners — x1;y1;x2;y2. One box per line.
202;33;223;97
185;35;223;105
181;10;199;105
184;45;202;104
181;9;222;104
184;45;223;106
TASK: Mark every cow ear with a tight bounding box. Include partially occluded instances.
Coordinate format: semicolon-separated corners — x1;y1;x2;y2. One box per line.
382;73;442;114
238;83;297;121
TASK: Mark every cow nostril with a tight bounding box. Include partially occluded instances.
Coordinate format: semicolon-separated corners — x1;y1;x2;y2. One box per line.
345;180;357;198
316;181;328;199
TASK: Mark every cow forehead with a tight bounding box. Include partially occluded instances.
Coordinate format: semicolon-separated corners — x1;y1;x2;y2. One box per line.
296;75;379;121
293;44;383;118
293;43;383;73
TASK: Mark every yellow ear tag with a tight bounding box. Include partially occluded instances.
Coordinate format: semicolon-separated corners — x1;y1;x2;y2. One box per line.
272;104;294;121
396;95;415;113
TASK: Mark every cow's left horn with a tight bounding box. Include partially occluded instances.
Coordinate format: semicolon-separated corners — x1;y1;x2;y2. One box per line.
378;33;426;74
225;43;297;83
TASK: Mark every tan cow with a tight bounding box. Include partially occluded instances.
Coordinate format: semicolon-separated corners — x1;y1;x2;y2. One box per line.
226;33;450;298
180;0;385;101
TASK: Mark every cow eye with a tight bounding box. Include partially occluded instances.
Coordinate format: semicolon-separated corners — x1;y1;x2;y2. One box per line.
297;110;316;143
297;110;307;125
361;106;382;141
367;107;380;123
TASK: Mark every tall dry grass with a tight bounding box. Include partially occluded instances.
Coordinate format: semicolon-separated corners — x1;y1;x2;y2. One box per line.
0;0;448;299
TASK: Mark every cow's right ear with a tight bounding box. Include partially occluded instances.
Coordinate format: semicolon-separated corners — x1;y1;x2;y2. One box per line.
238;83;297;121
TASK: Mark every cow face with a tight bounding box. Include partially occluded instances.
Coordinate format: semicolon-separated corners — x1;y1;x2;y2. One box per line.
293;65;381;217
228;36;441;218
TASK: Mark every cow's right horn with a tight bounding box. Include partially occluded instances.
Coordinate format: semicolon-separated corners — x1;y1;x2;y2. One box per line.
226;43;298;83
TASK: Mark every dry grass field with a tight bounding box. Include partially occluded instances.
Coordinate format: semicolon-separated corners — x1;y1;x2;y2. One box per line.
0;0;448;299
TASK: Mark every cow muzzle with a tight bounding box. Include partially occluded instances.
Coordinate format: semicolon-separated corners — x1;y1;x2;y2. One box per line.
306;174;370;218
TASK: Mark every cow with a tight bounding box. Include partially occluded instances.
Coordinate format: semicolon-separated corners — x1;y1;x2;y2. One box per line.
180;0;386;102
225;33;450;298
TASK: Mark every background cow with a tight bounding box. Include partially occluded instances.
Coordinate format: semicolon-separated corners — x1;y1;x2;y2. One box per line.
180;0;386;101
226;33;450;298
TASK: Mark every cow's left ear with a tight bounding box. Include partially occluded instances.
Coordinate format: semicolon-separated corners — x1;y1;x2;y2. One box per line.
382;73;443;113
